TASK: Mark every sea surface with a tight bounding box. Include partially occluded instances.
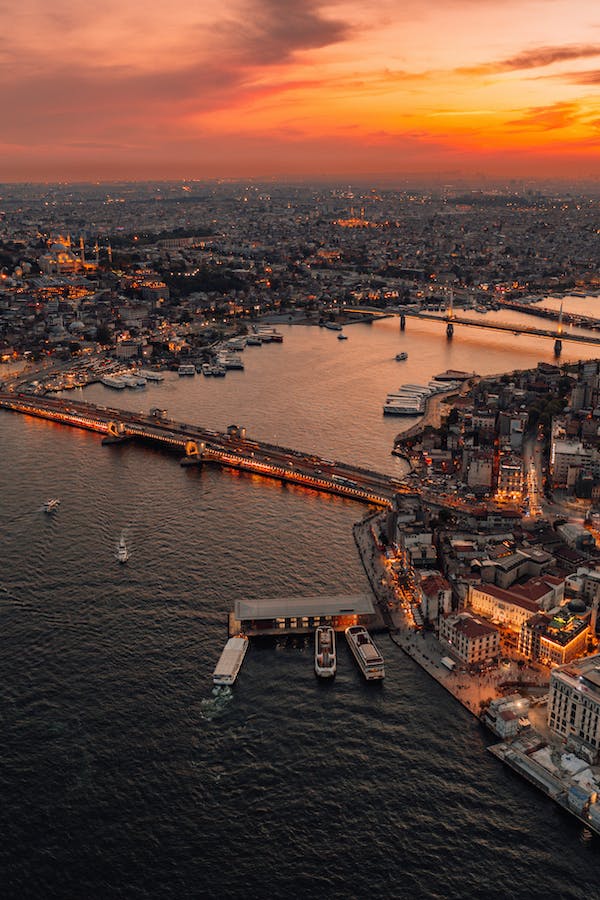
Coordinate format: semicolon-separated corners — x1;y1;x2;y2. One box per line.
2;315;600;899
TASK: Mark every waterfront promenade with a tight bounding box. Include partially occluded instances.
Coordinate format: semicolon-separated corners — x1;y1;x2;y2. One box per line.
353;514;549;717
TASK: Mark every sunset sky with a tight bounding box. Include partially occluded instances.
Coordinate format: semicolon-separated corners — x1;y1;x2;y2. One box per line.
1;0;599;181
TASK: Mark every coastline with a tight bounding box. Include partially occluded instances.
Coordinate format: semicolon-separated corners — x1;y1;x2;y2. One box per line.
352;514;546;717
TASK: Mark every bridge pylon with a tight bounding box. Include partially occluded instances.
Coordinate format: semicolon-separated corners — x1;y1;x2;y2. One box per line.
101;421;130;444
180;439;205;466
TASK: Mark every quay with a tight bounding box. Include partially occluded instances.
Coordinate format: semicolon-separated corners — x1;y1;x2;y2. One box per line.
227;594;385;638
353;510;600;839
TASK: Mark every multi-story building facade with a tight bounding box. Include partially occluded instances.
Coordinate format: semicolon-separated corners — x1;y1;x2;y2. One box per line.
439;611;500;665
519;611;589;665
468;583;539;629
548;655;600;762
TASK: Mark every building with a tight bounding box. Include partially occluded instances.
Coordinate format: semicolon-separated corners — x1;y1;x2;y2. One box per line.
519;610;590;665
419;573;452;623
232;594;377;636
548;655;600;763
439;611;500;665
468;583;541;629
496;453;523;500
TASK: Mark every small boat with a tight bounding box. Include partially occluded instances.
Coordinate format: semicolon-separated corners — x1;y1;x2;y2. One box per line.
314;626;336;678
395;352;408;361
116;534;129;563
337;333;348;340
43;498;60;513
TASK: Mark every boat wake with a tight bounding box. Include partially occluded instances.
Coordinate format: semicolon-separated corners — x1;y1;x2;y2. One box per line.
200;686;233;721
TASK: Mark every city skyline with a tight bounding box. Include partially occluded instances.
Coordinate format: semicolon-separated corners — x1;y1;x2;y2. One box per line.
2;0;599;182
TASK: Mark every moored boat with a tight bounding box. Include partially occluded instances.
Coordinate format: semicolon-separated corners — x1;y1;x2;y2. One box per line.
213;635;249;685
345;625;384;680
314;626;336;677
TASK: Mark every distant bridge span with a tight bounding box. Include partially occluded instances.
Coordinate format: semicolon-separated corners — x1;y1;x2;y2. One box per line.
346;305;600;346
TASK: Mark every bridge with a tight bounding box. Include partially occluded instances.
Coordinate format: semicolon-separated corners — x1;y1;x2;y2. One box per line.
0;392;403;508
406;311;600;346
344;303;600;347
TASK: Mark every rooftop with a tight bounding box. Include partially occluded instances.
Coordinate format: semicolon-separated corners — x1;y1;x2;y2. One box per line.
235;593;375;620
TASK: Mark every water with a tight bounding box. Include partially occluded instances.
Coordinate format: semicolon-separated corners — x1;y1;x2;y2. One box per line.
2;319;600;899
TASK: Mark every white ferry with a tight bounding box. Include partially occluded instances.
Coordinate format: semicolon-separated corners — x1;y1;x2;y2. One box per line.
345;625;385;680
139;369;165;382
314;626;336;678
213;635;249;685
101;375;126;390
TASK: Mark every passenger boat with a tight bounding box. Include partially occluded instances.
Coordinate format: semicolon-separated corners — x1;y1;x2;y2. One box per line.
101;375;126;389
178;364;196;376
116;535;129;563
138;369;164;382
43;498;61;513
314;626;336;678
345;625;385;680
213;635;249;685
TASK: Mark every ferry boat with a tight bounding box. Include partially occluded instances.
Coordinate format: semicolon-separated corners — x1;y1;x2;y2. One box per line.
213;635;249;685
139;369;164;382
43;498;60;513
395;352;408;361
178;364;196;376
345;625;385;680
217;352;244;370
101;375;126;390
314;626;336;678
116;534;129;563
383;404;422;416
433;369;474;381
120;373;146;388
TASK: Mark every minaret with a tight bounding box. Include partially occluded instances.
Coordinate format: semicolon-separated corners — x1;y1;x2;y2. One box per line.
79;236;85;264
107;243;113;264
94;240;100;265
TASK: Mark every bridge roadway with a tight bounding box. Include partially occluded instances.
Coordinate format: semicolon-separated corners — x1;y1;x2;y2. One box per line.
402;311;600;344
0;392;404;508
346;306;600;345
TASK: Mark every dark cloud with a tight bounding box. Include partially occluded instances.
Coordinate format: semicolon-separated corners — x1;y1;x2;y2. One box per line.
458;44;600;76
559;69;600;85
212;0;351;66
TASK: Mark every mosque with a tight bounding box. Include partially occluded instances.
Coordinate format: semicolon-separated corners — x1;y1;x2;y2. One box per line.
38;235;110;275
